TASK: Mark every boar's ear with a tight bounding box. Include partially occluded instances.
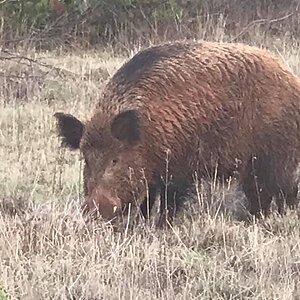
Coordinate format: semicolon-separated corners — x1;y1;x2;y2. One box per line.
54;112;84;149
111;110;140;144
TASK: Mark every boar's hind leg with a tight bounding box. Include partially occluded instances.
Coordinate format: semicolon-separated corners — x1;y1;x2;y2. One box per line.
274;162;299;215
276;185;298;215
158;177;189;227
241;154;276;217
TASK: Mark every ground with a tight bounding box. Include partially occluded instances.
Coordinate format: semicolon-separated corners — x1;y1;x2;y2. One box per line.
1;40;300;299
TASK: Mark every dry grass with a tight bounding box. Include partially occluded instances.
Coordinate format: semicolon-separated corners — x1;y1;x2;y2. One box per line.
1;39;300;300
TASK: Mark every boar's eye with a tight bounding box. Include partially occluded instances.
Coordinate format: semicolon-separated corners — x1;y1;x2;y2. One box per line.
112;159;118;166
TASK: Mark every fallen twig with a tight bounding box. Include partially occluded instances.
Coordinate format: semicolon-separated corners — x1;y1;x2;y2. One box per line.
231;4;299;42
0;49;78;78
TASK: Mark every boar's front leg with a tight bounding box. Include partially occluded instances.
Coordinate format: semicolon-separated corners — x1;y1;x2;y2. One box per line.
158;177;189;227
139;182;160;220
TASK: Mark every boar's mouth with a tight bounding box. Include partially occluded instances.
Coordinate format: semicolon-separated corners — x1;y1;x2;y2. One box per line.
81;187;123;220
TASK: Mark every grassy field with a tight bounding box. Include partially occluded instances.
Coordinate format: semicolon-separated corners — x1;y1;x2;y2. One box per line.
1;40;300;300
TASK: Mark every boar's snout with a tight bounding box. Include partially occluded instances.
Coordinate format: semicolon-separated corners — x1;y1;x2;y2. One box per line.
81;187;122;220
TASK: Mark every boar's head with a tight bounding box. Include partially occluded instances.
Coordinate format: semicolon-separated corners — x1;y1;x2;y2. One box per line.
54;110;148;220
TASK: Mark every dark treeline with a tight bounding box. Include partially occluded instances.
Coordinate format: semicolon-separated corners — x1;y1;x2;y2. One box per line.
0;0;299;50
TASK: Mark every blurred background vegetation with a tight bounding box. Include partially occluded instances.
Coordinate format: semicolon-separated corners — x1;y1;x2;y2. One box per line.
0;0;299;50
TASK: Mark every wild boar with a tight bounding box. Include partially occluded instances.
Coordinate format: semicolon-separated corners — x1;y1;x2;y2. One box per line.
55;40;300;224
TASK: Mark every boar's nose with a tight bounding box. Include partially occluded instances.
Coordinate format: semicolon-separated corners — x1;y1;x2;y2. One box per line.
81;187;122;220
